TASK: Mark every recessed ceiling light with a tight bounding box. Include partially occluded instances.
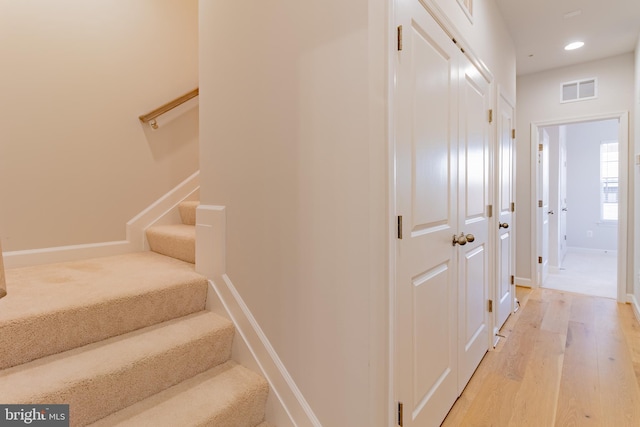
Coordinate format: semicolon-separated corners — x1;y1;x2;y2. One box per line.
564;41;584;51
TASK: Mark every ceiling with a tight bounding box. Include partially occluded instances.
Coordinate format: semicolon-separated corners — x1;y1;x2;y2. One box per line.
494;0;640;76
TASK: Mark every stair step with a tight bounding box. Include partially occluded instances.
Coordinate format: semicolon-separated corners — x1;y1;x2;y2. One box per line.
257;422;277;427
0;252;207;370
146;224;196;263
0;311;234;427
88;361;269;427
179;200;199;226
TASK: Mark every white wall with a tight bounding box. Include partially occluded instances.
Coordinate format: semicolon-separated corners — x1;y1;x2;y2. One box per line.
634;35;640;308
0;0;199;251
198;0;514;425
516;53;635;285
564;120;619;251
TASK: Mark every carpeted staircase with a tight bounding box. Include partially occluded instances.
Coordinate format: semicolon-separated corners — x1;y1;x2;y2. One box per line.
0;201;274;427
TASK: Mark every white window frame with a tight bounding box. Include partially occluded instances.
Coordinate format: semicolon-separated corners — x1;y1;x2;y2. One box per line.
600;140;619;222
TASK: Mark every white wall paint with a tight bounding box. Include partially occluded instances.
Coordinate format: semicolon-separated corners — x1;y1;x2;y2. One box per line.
564;120;619;251
0;0;199;251
516;53;634;284
199;0;514;425
199;2;385;425
634;36;640;306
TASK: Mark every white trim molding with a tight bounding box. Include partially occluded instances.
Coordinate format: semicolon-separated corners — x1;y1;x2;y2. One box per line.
3;171;199;268
515;277;533;288
530;112;629;302
3;240;132;269
127;170;200;250
629;293;640;324
196;203;320;427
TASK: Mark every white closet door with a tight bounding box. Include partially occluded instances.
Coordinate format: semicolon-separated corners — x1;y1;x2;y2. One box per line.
495;93;515;332
456;54;491;391
394;0;459;425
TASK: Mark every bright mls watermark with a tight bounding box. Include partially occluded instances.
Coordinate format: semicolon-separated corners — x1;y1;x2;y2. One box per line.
0;405;69;426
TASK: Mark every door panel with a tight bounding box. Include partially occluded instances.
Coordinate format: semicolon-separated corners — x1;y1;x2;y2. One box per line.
496;94;515;331
457;56;490;390
559;140;567;263
539;130;550;285
395;2;459;425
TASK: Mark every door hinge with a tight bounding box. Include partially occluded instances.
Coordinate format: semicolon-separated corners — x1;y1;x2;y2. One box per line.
511;275;515;285
539;143;543;151
488;109;493;123
488;300;493;313
397;215;403;239
538;256;543;264
487;205;493;218
398;402;404;426
538;200;543;208
397;25;403;51
512;129;516;139
511;202;515;212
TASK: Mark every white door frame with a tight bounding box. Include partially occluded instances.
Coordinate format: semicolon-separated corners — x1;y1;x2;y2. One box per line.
530;111;629;302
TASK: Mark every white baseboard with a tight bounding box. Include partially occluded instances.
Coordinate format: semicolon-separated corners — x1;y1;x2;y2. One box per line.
127;171;200;251
3;240;133;269
515;277;533;288
196;203;319;427
3;171;199;269
628;293;640;324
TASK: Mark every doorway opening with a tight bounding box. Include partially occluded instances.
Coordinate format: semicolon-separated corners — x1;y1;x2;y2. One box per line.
531;113;628;302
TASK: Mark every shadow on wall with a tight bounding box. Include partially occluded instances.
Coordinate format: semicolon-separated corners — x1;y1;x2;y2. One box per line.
141;106;199;161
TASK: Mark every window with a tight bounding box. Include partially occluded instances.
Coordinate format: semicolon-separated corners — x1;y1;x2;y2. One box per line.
600;141;618;221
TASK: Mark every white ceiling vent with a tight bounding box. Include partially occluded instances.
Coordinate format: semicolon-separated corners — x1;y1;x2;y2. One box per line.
561;78;597;103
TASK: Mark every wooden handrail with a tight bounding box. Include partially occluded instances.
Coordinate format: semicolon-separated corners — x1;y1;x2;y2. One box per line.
139;88;199;128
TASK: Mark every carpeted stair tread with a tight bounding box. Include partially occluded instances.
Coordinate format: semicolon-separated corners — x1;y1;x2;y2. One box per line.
88;361;269;427
146;224;196;263
0;251;207;370
0;311;234;427
256;422;276;427
179;200;199;226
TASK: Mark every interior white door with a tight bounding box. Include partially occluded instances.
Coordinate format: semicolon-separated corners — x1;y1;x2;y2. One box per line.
559;138;568;264
395;1;459;425
456;55;491;391
538;129;550;285
495;93;515;332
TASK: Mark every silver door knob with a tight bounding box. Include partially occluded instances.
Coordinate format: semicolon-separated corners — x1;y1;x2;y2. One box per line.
452;233;475;246
499;222;509;229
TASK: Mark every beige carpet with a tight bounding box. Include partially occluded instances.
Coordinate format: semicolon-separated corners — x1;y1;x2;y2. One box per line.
0;201;272;426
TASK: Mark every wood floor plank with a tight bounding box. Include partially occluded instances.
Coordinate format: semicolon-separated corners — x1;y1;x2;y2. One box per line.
507;328;565;427
540;291;572;334
619;303;640;385
445;372;520;427
442;288;640;427
596;301;640;426
554;321;602;426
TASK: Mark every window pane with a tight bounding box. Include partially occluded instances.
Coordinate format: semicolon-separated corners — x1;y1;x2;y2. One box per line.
603;203;618;221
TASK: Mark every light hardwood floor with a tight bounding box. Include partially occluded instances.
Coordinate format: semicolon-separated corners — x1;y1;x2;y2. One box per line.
442;287;640;427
